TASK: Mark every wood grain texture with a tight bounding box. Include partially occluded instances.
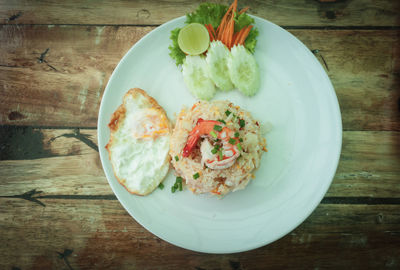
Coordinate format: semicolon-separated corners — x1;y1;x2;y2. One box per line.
0;25;399;130
1;128;399;198
0;25;153;127
0;198;399;269
0;0;399;27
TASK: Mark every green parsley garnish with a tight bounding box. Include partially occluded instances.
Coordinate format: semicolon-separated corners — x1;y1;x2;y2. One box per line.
228;138;236;145
217;119;226;124
158;183;164;190
175;155;179;161
213;125;222;132
193;172;200;179
239;119;245;128
210;131;217;138
225;110;231;116
239;138;243;142
234;132;239;138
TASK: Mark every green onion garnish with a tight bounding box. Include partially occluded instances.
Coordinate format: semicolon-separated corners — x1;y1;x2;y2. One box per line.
193;172;200;179
158;183;164;190
213;125;222;132
228;138;236;145
176;177;183;191
178;181;183;191
225;110;231;116
218;150;223;160
210;131;217;138
211;148;218;154
234;132;239;138
217;119;226;124
237;143;242;151
175;155;179;161
171;177;183;193
239;119;245;128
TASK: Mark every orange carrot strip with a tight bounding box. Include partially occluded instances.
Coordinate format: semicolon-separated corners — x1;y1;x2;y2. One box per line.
217;4;232;39
225;0;237;48
239;7;249;14
217;0;236;40
227;19;235;48
233;27;245;46
233;0;238;13
210;25;217;39
205;24;215;41
232;32;239;45
229;4;237;47
238;25;253;45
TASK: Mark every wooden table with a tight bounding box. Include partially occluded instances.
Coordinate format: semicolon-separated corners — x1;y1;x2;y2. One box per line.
1;0;399;269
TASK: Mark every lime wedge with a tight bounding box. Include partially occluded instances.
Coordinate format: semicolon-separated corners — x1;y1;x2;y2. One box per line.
178;23;210;55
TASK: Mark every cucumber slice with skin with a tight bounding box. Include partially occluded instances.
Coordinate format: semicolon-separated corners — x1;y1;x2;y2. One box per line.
182;55;216;100
205;41;234;91
228;45;260;96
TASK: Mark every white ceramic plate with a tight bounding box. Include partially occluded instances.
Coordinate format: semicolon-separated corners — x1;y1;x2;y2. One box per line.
98;16;342;254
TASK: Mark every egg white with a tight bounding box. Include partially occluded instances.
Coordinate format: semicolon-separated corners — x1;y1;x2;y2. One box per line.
107;89;170;195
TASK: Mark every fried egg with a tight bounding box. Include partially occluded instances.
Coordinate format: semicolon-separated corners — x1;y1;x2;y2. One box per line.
106;88;171;195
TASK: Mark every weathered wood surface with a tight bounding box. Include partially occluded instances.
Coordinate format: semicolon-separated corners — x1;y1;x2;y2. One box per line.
1;128;399;198
1;25;399;130
1;0;399;268
0;198;399;270
0;0;399;27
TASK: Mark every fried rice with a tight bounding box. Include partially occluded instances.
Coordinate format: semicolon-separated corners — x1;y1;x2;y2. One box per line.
169;100;267;196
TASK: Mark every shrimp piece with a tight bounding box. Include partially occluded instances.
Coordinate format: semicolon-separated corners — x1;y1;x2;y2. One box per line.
182;119;240;169
182;119;219;157
200;139;239;169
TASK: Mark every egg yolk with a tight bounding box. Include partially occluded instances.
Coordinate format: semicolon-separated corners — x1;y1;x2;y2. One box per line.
132;108;169;139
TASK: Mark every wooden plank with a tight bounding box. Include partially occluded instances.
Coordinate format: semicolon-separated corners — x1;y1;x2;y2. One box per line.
0;25;153;127
326;131;400;197
0;198;399;269
1;128;399;198
1;26;399;130
292;30;400;132
0;0;399;27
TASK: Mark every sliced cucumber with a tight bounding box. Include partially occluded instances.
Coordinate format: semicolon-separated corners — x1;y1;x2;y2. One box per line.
228;45;260;96
205;41;234;91
182;55;216;100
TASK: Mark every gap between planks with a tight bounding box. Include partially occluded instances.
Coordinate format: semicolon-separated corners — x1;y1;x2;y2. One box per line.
1;193;400;205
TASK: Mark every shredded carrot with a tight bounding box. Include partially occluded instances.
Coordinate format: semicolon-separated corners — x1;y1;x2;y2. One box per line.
209;24;217;39
232;29;242;46
205;24;215;41
232;26;246;46
239;6;249;14
238;25;253;45
217;0;236;46
228;18;235;48
232;32;239;46
205;0;253;49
